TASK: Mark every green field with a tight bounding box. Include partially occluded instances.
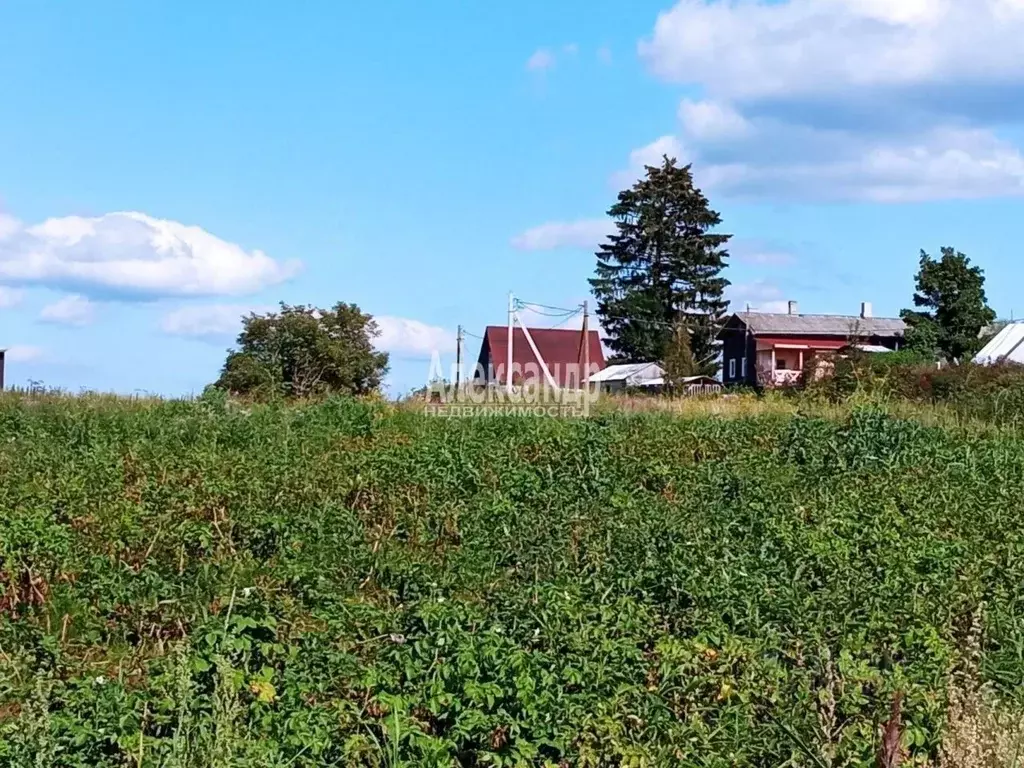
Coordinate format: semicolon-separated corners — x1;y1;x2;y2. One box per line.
2;394;1023;766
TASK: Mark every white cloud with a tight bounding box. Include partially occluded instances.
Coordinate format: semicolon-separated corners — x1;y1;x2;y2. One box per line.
627;0;1024;202
162;305;455;359
639;0;1024;113
511;219;611;251
610;135;686;187
39;294;96;326
688;124;1024;202
0;215;19;239
526;49;556;72
727;280;790;313
4;345;45;363
563;43;579;56
0;211;300;298
375;316;456;357
678;99;752;142
161;303;272;342
0;286;23;308
597;46;613;64
731;240;798;267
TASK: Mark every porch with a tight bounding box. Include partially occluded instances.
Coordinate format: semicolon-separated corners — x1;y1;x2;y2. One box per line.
755;338;848;386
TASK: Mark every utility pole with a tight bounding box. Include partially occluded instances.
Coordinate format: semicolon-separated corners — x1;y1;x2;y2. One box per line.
582;300;590;393
455;325;463;401
506;292;514;394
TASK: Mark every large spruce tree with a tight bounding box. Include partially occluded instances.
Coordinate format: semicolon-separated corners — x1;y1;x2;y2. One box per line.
590;156;730;367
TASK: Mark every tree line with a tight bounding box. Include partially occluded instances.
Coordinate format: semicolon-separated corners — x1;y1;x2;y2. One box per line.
589;155;997;382
215;158;998;399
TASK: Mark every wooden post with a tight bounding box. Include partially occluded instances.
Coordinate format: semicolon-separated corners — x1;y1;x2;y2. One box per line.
455;325;463;402
0;349;5;391
506;292;514;394
582;301;590;394
519;321;560;390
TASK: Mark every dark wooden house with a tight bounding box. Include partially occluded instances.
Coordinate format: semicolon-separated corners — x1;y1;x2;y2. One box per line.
718;302;905;387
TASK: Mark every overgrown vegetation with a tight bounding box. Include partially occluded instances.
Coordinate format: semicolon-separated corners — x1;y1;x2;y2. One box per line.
802;354;1024;428
215;302;389;400
2;393;1024;766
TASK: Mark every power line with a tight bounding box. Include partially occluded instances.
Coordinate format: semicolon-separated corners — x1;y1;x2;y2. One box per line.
514;298;583;316
546;308;583;330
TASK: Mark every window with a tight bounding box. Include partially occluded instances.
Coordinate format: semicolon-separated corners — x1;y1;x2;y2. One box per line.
776;357;789;370
728;358;736;379
741;357;747;379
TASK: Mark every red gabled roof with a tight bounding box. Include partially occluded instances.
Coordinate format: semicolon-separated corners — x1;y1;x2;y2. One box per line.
477;326;606;387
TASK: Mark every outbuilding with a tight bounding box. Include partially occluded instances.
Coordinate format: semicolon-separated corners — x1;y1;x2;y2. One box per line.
587;362;664;393
974;322;1024;365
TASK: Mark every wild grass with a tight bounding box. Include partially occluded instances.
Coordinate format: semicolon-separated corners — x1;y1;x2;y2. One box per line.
2;392;1024;765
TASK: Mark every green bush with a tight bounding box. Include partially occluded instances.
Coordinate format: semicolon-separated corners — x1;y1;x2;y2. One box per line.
2;397;1024;765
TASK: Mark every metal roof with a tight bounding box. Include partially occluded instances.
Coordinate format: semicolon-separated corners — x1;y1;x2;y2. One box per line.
645;376;720;387
476;326;606;387
975;322;1024;364
733;312;906;337
587;362;664;383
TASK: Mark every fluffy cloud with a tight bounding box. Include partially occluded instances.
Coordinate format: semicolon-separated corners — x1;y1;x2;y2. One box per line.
629;0;1024;202
162;305;456;358
4;345;45;363
678;100;752;142
526;49;556;72
161;303;273;342
0;286;23;308
40;294;96;326
731;240;798;267
727;280;790;313
527;44;582;72
0;211;300;298
375;316;456;357
639;0;1024;116
511;219;611;251
610;135;685;187
0;215;19;239
684;124;1024;202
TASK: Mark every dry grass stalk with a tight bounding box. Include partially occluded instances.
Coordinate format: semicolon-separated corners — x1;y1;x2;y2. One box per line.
939;606;1024;768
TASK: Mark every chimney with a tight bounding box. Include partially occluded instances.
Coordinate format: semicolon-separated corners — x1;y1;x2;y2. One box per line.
860;302;873;319
787;300;799;316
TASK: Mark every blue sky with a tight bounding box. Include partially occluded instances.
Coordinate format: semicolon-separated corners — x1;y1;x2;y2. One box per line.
3;0;1024;395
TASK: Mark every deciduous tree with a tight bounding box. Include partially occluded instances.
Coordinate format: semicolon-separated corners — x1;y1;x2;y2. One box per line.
901;248;995;362
215;302;389;399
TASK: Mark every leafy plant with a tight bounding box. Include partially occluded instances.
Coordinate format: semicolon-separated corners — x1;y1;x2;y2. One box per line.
215;302;390;400
2;393;1024;765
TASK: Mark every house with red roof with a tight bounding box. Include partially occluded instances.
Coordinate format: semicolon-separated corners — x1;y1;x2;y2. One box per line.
473;326;606;388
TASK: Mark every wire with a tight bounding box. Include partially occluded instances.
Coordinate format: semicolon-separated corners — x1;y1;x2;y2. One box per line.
521;308;580;319
547;311;583;330
514;299;583;316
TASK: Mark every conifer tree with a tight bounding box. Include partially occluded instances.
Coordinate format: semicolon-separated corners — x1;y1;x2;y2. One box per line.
590;156;730;367
663;320;701;393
